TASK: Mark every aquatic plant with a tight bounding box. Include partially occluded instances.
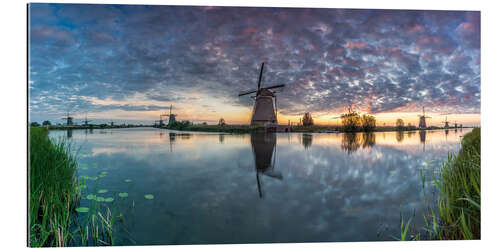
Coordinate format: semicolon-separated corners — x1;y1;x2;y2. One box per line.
144;194;154;200
118;192;129;198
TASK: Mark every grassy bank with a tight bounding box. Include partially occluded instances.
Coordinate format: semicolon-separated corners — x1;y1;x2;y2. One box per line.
399;128;480;241
29;127;116;247
29;127;81;247
435;127;480;240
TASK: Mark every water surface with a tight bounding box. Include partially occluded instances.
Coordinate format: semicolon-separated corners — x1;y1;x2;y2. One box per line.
50;127;471;245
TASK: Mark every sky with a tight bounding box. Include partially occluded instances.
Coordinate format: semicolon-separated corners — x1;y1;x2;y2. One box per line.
28;4;480;126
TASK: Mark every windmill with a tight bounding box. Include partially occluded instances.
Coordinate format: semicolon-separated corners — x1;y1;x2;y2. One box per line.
441;116;450;129
167;104;176;125
238;63;285;126
83;113;92;126
61;111;74;126
418;107;431;128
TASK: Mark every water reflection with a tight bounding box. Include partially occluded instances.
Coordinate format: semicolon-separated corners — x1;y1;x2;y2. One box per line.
396;131;404;143
302;133;313;149
341;133;375;154
219;134;225;144
250;133;282;198
66;129;72;138
46;128;472;244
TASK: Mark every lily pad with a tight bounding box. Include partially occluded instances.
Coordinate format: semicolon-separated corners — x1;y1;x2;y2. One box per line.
97;189;108;194
124;179;133;183
144;194;154;200
75;207;89;213
79;184;87;189
88;176;99;181
104;197;114;202
118;192;129;198
86;194;96;200
96;197;105;202
100;171;108;175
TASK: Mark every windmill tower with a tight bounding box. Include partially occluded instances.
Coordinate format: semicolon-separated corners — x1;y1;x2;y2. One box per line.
418;107;431;128
238;63;285;126
83;113;92;126
442;116;450;129
61;111;74;126
168;105;176;125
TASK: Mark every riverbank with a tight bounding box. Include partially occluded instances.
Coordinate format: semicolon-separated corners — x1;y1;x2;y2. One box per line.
29;127;81;246
399;127;480;240
47;125;152;130
29;127;115;247
160;124;472;134
435;127;480;240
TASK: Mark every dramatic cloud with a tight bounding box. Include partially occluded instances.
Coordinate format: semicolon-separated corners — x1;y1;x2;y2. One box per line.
28;4;480;123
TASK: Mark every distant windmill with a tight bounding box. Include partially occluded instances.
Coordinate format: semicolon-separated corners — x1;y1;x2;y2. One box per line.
238;63;285;126
168;104;176;125
442;116;450;129
61;111;74;126
83;113;92;126
418;107;431;128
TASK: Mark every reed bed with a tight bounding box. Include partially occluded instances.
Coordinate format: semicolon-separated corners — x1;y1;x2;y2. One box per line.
398;128;480;240
29;127;117;247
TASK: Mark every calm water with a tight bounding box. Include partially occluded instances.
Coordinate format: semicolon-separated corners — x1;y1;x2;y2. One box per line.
49;127;471;245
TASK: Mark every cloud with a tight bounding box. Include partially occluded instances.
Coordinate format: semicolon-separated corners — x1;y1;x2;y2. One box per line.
28;4;481;122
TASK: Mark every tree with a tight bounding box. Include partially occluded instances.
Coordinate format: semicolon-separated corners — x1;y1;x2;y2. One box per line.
42;120;51;126
396;118;405;130
361;114;376;132
218;118;226;126
302;112;314;126
341;113;361;132
30;122;40;127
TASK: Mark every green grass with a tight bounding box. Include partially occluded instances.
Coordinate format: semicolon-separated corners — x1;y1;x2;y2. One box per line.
29;127;117;247
29;127;81;247
398;128;480;241
435;127;480;240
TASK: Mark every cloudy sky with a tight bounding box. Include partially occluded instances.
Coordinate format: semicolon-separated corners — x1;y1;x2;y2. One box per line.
28;4;480;125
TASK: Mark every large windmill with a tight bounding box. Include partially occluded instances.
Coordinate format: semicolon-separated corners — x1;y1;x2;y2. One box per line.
418;107;431;128
238;63;285;126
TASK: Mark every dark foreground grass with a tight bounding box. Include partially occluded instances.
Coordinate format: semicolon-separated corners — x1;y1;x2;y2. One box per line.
29;127;116;247
399;128;480;240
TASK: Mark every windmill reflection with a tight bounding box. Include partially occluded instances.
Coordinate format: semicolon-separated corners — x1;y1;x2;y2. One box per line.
250;133;283;198
66;129;73;138
341;133;375;154
419;130;427;152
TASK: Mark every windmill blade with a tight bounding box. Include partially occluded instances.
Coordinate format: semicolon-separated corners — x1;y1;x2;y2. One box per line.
238;89;258;96
264;84;285;90
257;62;265;90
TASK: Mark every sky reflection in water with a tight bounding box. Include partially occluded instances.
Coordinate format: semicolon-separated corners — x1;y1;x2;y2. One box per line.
50;128;471;245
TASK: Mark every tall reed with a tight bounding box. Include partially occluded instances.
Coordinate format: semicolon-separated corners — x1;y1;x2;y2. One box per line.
29;127;80;247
